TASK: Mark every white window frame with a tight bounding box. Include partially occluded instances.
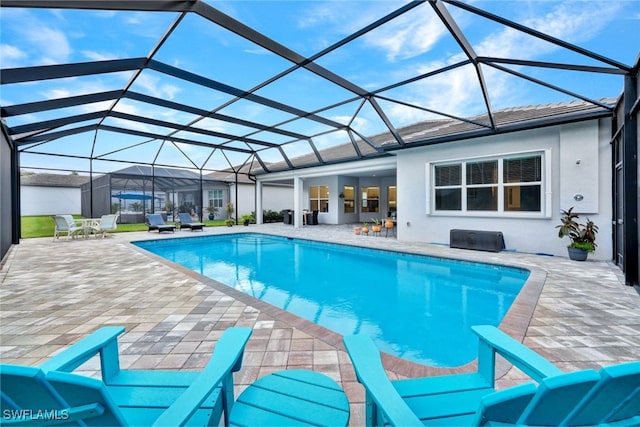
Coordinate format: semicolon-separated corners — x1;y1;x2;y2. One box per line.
309;185;329;212
208;189;224;209
426;149;551;218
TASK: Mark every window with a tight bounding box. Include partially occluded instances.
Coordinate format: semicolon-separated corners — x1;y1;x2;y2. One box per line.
208;189;224;209
504;156;542;212
432;153;543;214
361;187;379;213
466;160;497;211
343;186;355;213
434;164;461;210
388;186;397;214
310;185;329;212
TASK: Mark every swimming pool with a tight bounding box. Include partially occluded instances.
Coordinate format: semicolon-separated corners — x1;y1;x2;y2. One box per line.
134;233;529;367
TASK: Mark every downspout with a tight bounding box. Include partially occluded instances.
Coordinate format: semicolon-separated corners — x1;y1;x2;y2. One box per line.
248;174;257;223
151;165;155;215
199;169;204;222
89;159;93;218
89;129;97;218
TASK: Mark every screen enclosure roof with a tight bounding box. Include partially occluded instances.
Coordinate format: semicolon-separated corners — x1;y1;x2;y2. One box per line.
1;0;637;177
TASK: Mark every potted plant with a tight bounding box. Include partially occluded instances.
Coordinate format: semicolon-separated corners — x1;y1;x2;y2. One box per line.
207;205;218;220
225;218;235;227
225;202;234;220
556;207;598;261
354;226;361;235
370;218;382;234
361;221;369;235
241;214;254;226
385;218;395;230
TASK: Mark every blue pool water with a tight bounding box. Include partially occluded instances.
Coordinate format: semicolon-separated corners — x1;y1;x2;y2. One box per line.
134;233;529;367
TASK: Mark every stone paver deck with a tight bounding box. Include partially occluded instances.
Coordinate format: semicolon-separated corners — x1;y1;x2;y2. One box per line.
1;223;638;425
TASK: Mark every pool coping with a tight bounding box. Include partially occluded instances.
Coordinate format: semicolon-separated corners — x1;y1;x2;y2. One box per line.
130;231;546;379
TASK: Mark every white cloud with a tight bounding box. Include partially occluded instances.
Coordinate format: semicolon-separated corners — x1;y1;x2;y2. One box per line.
312;129;353;150
295;1;408;51
25;25;72;65
384;65;485;124
81;50;119;62
363;8;448;62
126;16;142;25
1;9;72;65
110;101;153;132
244;47;271;56
329;114;358;126
473;1;623;59
379;0;628;121
0;44;27;67
133;74;181;100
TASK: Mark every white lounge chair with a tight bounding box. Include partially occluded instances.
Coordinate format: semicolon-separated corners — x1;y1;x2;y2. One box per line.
52;215;84;240
90;214;119;238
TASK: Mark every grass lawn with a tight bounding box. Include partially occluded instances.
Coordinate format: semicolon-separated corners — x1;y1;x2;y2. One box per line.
21;215;227;238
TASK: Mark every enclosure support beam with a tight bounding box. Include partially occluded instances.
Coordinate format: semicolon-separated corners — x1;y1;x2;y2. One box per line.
256;181;263;225
293;177;303;229
11;136;20;245
623;72;638;286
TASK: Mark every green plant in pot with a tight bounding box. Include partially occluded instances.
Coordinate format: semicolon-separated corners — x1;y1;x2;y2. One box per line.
361;221;369;235
556;207;598;261
225;202;234;218
225;218;235;227
206;205;218;220
241;214;254;226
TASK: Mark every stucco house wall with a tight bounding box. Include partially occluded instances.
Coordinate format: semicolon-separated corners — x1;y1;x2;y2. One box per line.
20;173;90;217
304;176;337;224
21;185;82;216
230;183;293;218
395;118;612;260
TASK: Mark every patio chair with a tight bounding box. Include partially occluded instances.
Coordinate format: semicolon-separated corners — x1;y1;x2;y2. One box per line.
89;214;119;238
282;209;293;225
177;212;205;231
0;326;252;426
344;325;640;426
52;214;84;240
146;213;176;233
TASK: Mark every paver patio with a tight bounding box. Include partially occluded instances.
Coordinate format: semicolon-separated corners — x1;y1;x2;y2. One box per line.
1;224;638;425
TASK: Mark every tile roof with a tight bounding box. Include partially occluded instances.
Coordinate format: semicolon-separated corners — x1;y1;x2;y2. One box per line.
20;173;90;188
248;98;616;175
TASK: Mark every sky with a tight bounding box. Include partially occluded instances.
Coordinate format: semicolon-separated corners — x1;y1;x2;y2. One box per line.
1;0;639;174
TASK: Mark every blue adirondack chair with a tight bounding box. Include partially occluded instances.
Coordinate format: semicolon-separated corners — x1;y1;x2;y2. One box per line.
344;325;640;426
0;326;252;426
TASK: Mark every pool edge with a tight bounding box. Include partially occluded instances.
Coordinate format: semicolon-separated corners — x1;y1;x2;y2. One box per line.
129;232;546;379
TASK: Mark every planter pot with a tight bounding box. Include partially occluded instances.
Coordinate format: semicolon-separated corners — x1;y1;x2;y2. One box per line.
354;227;361;235
372;225;382;233
208;214;214;220
568;247;589;261
243;220;250;226
362;227;369;235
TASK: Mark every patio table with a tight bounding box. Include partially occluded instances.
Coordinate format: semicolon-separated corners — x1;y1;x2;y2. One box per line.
76;218;101;238
229;369;349;426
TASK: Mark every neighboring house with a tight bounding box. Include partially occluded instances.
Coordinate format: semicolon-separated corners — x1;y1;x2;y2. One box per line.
81;166;230;223
256;100;615;260
20;173;90;216
77;165;292;224
207;170;293;218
